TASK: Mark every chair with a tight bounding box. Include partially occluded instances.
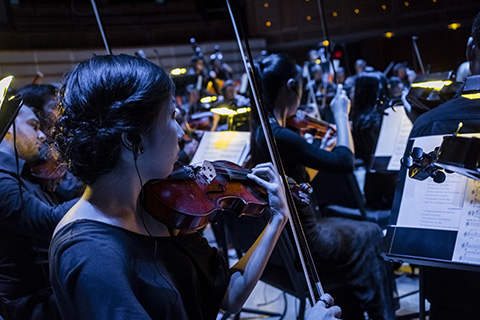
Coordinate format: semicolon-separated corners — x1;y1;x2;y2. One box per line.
309;169;392;229
211;211;310;320
211;209;362;320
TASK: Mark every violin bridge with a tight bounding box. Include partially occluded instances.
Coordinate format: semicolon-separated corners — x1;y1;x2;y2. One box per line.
199;161;217;184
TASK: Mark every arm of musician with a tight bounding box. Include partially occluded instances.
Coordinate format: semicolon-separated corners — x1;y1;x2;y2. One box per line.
0;173;77;238
330;84;354;153
221;162;288;314
306;294;342;320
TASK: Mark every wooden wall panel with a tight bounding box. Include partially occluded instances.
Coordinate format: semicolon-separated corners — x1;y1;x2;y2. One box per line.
0;39;266;90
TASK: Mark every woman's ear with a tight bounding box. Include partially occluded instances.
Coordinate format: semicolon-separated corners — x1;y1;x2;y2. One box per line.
287;78;296;92
287;78;300;96
121;132;144;160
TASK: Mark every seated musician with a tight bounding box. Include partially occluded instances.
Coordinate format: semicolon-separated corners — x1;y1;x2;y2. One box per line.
406;10;480;320
0;97;77;319
49;54;340;319
17;84;85;202
250;53;397;320
209;48;233;81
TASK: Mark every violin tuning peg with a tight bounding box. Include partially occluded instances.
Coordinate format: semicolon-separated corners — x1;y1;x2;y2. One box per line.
401;156;413;168
433;170;446;183
411;147;424;160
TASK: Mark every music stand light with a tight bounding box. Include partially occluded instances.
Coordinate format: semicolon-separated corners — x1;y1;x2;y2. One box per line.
0;75;23;142
210;105;250;131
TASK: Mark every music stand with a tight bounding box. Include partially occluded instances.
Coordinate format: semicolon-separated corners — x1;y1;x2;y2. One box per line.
0;76;23;143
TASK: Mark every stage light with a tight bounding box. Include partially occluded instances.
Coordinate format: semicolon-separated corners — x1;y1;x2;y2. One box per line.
448;23;461;31
462;93;480;100
384;32;394;38
264;2;269;8
306;15;312;21
210;107;237;116
411;80;452;91
266;21;272;27
0;76;14;107
332;11;338;17
200;96;218;104
170;68;186;76
354;8;359;14
236;107;250;114
381;4;387;10
322;40;329;47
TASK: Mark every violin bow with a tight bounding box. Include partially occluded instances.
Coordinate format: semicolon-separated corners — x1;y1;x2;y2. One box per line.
412;36;426;75
90;0;112;55
225;0;324;303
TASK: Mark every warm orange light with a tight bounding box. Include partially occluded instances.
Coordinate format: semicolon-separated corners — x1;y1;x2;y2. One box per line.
322;40;330;47
384;32;394;38
306;15;312;21
263;2;269;8
433;0;437;3
381;4;387;10
266;21;272;27
332;11;338;17
404;1;409;6
354;8;360;14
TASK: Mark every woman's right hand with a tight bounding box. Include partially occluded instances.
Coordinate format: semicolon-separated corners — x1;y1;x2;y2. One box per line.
330;84;351;118
328;84;354;151
306;294;342;320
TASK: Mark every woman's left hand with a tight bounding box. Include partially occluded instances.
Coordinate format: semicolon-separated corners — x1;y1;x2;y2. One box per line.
247;162;288;223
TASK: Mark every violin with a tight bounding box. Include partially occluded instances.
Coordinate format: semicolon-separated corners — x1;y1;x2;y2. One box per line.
184;111;214;131
286;111;335;139
143;160;311;230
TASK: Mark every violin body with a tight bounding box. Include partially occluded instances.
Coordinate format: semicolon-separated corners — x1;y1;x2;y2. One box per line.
143;160;312;230
286;113;335;139
143;161;268;230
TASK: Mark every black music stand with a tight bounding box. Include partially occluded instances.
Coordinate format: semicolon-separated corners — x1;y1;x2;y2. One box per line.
383;135;480;319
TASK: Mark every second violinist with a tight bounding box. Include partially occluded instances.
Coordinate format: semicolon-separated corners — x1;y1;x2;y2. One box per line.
49;54;340;319
250;53;396;320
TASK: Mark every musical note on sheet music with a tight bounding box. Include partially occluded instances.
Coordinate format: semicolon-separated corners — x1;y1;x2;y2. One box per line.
453;179;480;264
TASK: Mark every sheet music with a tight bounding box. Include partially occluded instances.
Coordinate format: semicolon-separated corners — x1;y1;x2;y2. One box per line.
190;131;251;165
395;134;480;265
373;105;413;171
386;107;413;170
453;179;480;264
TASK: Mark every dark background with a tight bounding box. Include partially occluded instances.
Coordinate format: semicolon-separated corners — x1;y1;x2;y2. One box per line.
1;0;479;76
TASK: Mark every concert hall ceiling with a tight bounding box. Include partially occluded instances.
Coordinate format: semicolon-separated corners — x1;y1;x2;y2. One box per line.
1;0;480;72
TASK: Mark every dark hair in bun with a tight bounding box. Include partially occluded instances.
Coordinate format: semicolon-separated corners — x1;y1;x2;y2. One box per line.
55;54;174;185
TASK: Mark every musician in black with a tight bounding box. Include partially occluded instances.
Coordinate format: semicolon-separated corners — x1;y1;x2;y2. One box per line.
49;54;340;319
0;101;76;320
407;10;480;320
249;53;396;320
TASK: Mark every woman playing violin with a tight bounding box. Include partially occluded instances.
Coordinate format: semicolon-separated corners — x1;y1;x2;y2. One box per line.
49;54;340;319
250;53;396;320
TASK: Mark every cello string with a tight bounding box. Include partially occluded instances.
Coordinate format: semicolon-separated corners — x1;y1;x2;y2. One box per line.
225;0;324;301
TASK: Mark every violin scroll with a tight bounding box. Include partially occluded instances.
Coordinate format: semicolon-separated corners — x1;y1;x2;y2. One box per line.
401;146;446;183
